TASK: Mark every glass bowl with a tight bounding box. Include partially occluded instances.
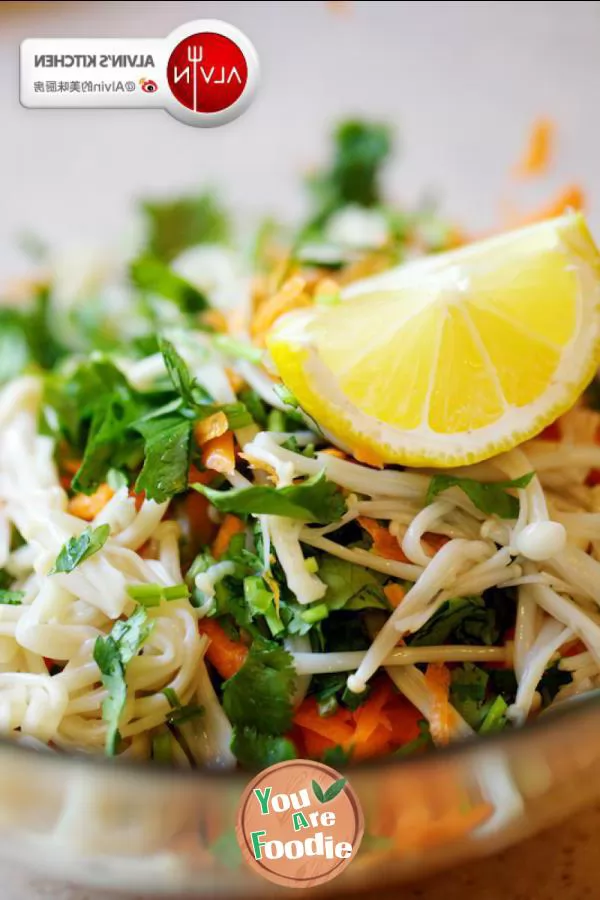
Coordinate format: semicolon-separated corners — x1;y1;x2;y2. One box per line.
1;692;600;896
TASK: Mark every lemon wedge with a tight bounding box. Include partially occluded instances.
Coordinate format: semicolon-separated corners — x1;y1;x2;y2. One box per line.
267;213;600;467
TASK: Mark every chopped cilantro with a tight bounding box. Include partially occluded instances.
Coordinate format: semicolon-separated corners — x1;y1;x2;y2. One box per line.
427;472;534;519
93;607;154;755
192;471;346;524
50;524;111;575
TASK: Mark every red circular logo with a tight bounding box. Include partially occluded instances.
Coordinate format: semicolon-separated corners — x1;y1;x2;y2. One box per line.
167;32;248;114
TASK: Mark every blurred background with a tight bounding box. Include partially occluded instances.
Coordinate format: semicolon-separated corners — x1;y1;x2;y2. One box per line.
2;0;600;280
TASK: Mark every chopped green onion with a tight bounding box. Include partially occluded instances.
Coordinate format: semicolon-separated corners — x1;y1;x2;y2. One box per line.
479;695;508;734
213;334;263;364
267;409;286;432
152;732;173;764
162;687;180;708
167;704;205;726
107;468;128;491
301;603;329;624
221;402;253;430
273;384;299;409
127;583;190;606
244;575;272;614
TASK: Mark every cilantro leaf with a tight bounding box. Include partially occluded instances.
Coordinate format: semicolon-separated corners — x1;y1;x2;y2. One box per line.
158;337;198;406
538;662;572;706
134;416;192;502
141;191;230;263
409;596;491;646
71;394;146;494
109;606;155;665
50;524;111;575
223;637;296;735
131;256;208;313
93;607;154;755
231;726;296;770
93;636;127;757
426;473;534;519
323;744;353;767
304;120;392;232
193;471;346;524
0;590;24;605
318;556;387;612
450;664;489;729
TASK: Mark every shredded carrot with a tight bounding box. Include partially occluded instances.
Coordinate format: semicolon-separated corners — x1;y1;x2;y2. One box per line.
384;583;406;608
185;492;216;547
68;483;114;521
225;367;245;394
240;452;278;481
352;445;385;468
358;517;410;563
513;117;555;177
353;682;392;746
515;184;585;226
202;431;236;475
293;698;355;746
200;308;228;333
194;412;229;446
62;457;82;476
198;618;248;679
251;275;312;341
294;677;423;762
211;514;245;560
423;532;451;555
562;638;587;658
320;447;349;460
425;663;452;745
128;488;146;512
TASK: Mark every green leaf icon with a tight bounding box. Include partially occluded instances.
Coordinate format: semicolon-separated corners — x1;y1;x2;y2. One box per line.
323;777;347;803
311;779;326;803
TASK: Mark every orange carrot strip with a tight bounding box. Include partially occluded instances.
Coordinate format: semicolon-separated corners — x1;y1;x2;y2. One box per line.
68;483;114;521
225;367;245;393
425;663;452;745
353;682;393;746
386;694;423;746
194;412;229;446
516;184;584;226
351;724;393;761
251;275;312;340
320;447;349;460
423;532;451;555
358;517;410;563
185;492;216;546
199;618;248;680
293;698;355;746
352;446;385;468
202;431;236;476
513;117;554;177
384;583;406;608
211;514;245;560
